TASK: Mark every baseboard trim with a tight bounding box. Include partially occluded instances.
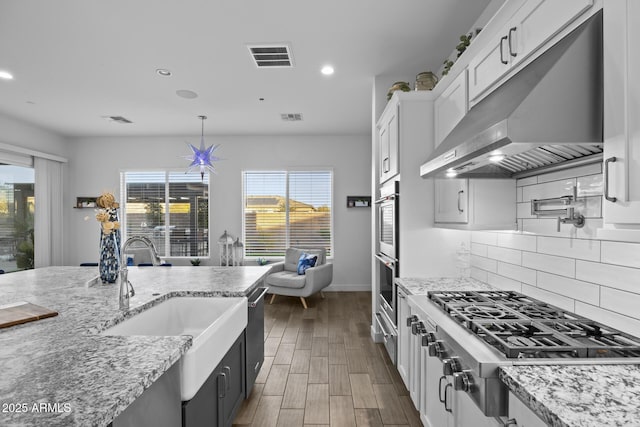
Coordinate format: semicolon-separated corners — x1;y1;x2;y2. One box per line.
324;284;373;292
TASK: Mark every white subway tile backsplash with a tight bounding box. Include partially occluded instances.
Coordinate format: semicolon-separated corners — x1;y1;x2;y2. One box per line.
497;262;536;285
487;246;522;265
522;284;575;312
575;302;640;337
521;179;575;202
600;287;640;320
497;232;537;252
517;202;535;219
536;236;600;262
522;252;575;277
470;243;488;257
536;163;601;184
601;241;640;269
471;267;488;283
470;255;497;273
579;196;602;219
463;164;640;333
471;231;498;246
577;174;603;197
536;271;600;306
487;272;522;292
516;176;537;187
576;260;640;293
520;218;603;239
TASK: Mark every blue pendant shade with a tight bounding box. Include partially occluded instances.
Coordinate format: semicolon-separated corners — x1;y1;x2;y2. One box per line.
184;115;221;180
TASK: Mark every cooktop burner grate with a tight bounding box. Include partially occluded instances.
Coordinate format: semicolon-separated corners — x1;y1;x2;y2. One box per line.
428;290;640;359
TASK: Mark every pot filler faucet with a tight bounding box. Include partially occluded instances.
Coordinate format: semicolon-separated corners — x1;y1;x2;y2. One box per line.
119;235;163;310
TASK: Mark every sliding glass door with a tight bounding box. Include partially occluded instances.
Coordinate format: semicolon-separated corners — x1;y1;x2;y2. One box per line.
0;164;35;272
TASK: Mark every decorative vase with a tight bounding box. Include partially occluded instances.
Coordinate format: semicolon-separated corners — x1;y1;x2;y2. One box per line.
415;71;438;91
99;208;121;283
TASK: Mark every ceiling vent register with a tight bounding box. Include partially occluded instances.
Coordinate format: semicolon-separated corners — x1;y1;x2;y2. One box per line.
281;113;303;122
247;44;294;68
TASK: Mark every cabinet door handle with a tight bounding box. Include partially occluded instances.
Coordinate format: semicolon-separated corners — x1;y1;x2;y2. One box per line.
457;190;464;213
383;157;390;173
438;375;447;403
444;383;453;413
500;36;508;64
218;372;227;398
223;366;231;391
604;156;617;202
508;27;517;57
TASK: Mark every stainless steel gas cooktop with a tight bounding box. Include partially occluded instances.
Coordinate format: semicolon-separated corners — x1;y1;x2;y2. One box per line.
428;290;640;359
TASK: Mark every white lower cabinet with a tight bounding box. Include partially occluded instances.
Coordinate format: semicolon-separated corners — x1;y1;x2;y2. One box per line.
508;392;547;427
397;288;411;388
435;178;516;230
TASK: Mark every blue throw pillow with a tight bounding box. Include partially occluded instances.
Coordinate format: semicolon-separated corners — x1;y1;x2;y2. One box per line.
297;253;318;275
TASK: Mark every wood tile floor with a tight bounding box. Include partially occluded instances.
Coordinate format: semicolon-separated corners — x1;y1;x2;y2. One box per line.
233;292;422;427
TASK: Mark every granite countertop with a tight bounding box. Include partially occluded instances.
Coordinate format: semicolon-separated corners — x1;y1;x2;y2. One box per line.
396;276;495;295
0;266;269;427
396;276;640;427
500;364;640;427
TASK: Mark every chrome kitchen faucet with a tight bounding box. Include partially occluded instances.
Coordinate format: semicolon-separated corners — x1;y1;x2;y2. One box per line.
119;235;163;310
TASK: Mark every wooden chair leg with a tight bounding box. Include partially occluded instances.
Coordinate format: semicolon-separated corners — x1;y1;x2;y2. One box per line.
300;297;308;309
270;294;276;304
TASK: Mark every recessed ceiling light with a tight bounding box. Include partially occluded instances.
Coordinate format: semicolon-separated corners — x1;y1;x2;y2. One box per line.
156;68;172;77
445;170;458;178
0;71;14;80
176;89;198;99
488;154;506;162
321;65;334;75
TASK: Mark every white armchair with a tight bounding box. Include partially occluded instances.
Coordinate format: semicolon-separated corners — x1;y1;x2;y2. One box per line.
265;248;333;309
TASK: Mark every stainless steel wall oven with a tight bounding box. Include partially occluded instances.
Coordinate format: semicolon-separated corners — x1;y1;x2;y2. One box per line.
375;181;399;364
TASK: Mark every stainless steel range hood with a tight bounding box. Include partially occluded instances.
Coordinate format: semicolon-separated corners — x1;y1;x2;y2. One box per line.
420;10;603;179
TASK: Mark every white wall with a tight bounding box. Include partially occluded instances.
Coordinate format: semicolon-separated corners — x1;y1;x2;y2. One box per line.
64;134;371;289
0;112;68;158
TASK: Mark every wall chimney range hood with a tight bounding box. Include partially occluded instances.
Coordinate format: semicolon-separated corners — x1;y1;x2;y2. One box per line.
420;11;603;179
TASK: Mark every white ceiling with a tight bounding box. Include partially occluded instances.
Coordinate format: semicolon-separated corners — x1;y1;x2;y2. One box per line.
0;1;491;138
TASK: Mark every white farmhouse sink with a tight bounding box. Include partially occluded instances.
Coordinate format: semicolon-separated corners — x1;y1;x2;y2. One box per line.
102;297;248;401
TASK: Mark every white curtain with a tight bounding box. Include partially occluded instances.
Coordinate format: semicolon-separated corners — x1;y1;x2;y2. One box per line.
34;157;64;267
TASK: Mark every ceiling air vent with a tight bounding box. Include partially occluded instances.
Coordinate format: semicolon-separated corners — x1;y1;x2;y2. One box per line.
103;115;133;124
247;43;294;68
281;113;303;122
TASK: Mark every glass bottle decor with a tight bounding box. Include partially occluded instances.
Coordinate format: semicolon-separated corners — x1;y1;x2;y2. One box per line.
99;208;121;283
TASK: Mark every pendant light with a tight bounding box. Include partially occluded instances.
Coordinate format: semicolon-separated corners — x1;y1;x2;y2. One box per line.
184;115;221;181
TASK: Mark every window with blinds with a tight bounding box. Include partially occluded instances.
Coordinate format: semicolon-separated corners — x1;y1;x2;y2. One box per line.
242;170;332;258
121;171;209;258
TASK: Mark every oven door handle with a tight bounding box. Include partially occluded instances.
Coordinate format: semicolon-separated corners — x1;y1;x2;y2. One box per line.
374;194;397;204
375;313;394;341
375;253;397;266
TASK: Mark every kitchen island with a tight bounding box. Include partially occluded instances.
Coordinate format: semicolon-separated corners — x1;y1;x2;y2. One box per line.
0;266;269;427
396;277;640;427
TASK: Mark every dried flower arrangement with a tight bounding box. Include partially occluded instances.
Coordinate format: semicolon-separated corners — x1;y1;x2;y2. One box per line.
94;192;120;235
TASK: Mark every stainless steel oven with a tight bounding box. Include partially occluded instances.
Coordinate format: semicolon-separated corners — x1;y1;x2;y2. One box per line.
375;180;400;364
376;181;399;260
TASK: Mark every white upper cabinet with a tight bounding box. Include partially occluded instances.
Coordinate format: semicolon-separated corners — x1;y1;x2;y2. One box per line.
435;178;516;230
469;0;594;104
435;178;469;224
378;105;399;184
600;0;640;237
434;70;468;148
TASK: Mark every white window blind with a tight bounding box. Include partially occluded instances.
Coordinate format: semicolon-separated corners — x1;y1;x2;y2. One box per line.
121;171;209;258
243;170;332;257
